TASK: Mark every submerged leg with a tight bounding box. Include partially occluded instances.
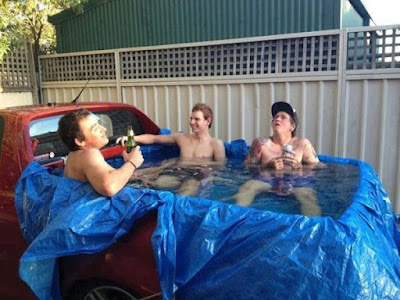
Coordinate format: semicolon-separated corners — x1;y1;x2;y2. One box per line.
293;187;321;216
233;179;272;207
178;179;201;197
130;159;179;187
151;175;182;189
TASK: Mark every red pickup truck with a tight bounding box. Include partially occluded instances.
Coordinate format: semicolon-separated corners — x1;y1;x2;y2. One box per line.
0;103;162;299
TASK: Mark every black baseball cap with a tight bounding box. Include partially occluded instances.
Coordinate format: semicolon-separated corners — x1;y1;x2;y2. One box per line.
271;101;296;118
271;101;298;135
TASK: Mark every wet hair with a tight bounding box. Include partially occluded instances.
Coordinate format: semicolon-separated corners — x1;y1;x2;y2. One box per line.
58;109;91;151
192;103;213;128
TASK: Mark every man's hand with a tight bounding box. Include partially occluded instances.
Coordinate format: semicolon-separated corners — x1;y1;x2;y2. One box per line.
282;150;302;169
282;156;302;169
122;146;144;170
116;136;127;146
266;157;284;170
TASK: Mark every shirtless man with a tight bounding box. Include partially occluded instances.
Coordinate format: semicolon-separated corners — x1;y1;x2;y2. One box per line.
234;101;322;216
245;101;319;168
119;103;226;196
58;109;144;197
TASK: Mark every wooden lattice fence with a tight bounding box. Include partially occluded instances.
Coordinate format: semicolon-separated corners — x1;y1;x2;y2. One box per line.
0;42;34;91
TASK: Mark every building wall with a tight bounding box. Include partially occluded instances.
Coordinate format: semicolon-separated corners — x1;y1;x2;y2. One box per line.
50;0;342;53
342;0;364;28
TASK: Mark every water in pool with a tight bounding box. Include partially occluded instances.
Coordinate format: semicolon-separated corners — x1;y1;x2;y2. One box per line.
127;157;360;219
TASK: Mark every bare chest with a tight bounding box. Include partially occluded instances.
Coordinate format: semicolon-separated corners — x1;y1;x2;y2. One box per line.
179;139;214;158
261;141;303;163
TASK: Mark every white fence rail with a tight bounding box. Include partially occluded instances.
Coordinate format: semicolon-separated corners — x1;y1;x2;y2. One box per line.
39;25;400;213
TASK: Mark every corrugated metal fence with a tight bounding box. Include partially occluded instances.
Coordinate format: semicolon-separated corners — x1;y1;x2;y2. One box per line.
39;25;400;213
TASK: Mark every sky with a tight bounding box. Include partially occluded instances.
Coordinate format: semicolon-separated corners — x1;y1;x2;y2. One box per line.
362;0;400;25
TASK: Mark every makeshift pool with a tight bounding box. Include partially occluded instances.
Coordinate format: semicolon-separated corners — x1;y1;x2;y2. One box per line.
16;140;400;299
127;156;359;219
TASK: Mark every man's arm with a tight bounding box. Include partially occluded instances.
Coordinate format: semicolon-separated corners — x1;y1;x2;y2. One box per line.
245;138;264;164
302;139;320;165
82;147;143;197
118;133;179;146
135;133;178;145
212;138;226;163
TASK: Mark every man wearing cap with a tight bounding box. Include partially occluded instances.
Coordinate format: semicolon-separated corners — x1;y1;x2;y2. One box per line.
245;101;319;169
233;101;322;216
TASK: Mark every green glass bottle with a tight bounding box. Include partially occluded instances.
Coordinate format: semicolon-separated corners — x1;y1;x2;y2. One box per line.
126;125;137;153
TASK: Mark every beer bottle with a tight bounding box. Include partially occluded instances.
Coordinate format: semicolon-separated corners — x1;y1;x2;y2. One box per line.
126;125;137;153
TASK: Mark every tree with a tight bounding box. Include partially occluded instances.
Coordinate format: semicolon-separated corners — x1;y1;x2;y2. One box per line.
0;0;87;67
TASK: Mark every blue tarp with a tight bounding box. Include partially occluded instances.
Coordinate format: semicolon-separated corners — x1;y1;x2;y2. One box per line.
15;141;400;299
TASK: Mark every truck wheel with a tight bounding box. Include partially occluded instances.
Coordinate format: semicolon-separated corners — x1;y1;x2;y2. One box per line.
68;280;139;300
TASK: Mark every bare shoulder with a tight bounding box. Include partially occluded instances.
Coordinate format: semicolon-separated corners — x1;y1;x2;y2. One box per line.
296;137;319;163
292;137;311;148
81;148;103;158
65;148;106;181
253;136;269;145
75;148;105;165
211;137;226;159
173;132;189;142
211;137;224;147
251;136;270;151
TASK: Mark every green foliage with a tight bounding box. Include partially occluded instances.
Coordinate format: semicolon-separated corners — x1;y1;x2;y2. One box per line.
0;0;88;64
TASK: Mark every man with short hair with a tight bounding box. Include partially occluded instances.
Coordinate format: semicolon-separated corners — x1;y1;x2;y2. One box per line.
119;103;225;196
134;103;225;162
58;109;144;197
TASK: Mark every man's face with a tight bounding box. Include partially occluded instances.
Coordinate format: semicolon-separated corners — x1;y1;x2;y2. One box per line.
272;111;294;133
77;114;109;149
189;110;210;132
